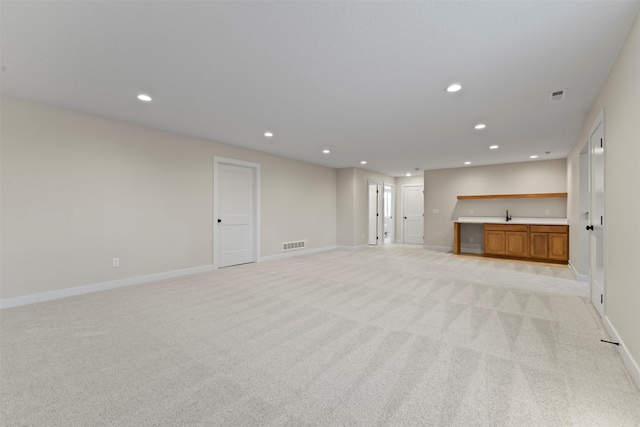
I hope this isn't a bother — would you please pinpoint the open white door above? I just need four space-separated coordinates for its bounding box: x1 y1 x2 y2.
368 184 378 245
588 111 605 317
214 158 260 269
403 185 424 244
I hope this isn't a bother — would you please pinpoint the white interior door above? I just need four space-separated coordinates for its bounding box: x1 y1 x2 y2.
403 185 424 244
589 112 605 317
368 184 378 245
218 163 255 267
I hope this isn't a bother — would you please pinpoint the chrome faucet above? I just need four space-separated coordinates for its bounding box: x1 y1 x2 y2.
506 210 512 222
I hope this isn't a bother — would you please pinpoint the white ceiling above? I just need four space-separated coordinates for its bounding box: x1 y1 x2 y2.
2 1 639 177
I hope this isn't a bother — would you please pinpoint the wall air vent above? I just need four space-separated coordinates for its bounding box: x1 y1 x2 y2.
282 240 306 251
549 89 567 101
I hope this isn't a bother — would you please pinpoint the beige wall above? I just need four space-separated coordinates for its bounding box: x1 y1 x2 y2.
336 167 395 247
336 168 356 247
423 159 567 249
567 12 640 373
1 97 337 299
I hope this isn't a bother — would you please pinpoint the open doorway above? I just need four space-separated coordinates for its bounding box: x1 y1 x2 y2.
368 183 379 245
576 143 589 282
384 184 395 244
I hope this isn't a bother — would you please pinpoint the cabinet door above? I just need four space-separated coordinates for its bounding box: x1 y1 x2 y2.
530 232 549 259
506 231 528 258
484 231 505 255
548 233 568 261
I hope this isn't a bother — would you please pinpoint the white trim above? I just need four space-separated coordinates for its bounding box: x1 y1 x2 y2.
0 265 213 309
368 179 383 246
337 245 369 251
424 245 452 252
568 260 589 282
213 157 261 270
603 316 640 390
259 245 337 262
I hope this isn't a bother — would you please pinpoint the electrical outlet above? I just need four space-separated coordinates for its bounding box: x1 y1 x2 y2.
469 209 474 214
545 209 550 215
112 258 120 268
433 209 439 214
469 237 474 243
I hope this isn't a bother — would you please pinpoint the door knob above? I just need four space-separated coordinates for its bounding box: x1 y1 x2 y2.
586 225 593 230
218 219 222 223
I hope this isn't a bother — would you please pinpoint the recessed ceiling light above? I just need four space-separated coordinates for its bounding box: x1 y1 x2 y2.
264 132 273 138
322 149 330 154
137 94 152 102
446 83 462 93
474 124 486 130
360 161 367 165
406 173 412 177
464 161 471 165
530 155 539 159
490 145 499 149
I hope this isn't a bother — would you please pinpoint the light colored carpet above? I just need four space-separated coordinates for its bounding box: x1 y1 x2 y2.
2 245 639 426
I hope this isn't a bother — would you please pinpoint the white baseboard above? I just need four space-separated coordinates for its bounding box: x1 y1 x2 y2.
0 265 213 310
336 245 369 251
259 245 337 262
568 260 589 282
423 245 452 252
395 239 403 244
603 315 640 390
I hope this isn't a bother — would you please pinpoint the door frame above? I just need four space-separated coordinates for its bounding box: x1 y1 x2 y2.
213 157 261 270
588 109 605 317
368 179 383 245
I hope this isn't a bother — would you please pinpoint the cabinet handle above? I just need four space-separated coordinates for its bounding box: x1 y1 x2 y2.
586 225 593 231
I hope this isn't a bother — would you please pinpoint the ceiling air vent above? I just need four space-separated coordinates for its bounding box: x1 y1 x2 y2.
549 89 567 102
